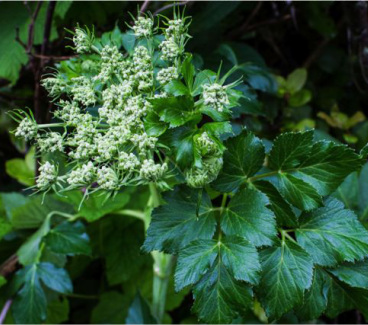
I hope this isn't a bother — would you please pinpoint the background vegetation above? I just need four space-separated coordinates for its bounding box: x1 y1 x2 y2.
0 1 368 324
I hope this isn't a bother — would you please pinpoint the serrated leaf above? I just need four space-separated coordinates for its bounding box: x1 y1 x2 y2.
258 240 314 319
293 141 363 196
192 257 253 324
181 55 195 91
143 186 216 254
269 130 314 170
296 198 368 266
253 180 298 227
144 111 168 137
277 173 323 211
295 268 328 320
221 187 277 247
175 236 260 291
201 121 233 139
44 221 91 256
328 259 368 289
149 96 198 128
212 132 265 192
126 292 157 324
192 69 216 96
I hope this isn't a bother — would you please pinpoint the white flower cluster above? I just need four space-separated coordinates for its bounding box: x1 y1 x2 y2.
73 27 93 54
38 132 63 153
37 162 58 190
157 67 178 85
14 14 205 196
203 83 230 112
132 16 153 38
15 117 38 141
67 162 96 186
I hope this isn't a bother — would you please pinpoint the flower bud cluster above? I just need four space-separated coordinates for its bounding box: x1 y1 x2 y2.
13 13 236 198
202 83 230 112
132 16 154 38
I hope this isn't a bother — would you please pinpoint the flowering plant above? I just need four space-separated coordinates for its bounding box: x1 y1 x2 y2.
9 8 368 325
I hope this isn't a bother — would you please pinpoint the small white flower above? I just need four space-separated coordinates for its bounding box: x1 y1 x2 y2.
38 132 63 153
67 162 96 186
71 76 96 107
73 27 93 54
139 159 167 181
157 67 178 85
42 76 66 97
95 45 123 83
37 162 58 190
54 100 83 126
132 16 153 38
160 38 181 61
97 166 119 190
15 117 37 141
195 132 219 156
185 157 223 188
165 19 185 38
118 152 140 171
131 133 157 152
202 83 229 112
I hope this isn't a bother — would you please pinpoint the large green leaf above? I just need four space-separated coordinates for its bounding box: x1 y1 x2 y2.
257 240 314 319
143 186 216 254
37 262 73 294
175 236 260 291
329 259 368 289
269 130 314 170
221 187 277 247
44 221 91 256
295 268 328 320
149 96 198 128
277 173 323 211
296 198 368 267
213 131 265 192
192 256 253 324
253 180 298 227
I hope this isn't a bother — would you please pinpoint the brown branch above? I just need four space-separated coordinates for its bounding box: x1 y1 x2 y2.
246 14 292 32
0 300 12 325
32 53 77 61
15 27 27 50
153 1 189 16
0 255 18 278
140 0 150 14
26 1 43 54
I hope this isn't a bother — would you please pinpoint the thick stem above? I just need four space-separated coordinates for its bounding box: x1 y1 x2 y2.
146 183 172 323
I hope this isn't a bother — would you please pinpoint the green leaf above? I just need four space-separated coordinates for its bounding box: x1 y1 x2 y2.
213 131 265 192
258 240 314 319
0 276 6 288
143 186 216 254
5 157 35 186
277 173 323 211
221 187 277 247
296 198 368 266
292 141 363 196
102 218 151 285
125 292 157 324
91 291 130 324
63 191 130 222
149 96 198 128
269 130 314 170
328 259 368 289
295 268 328 320
201 121 233 139
12 264 47 324
192 256 253 324
181 55 195 91
37 262 73 294
164 80 190 96
17 217 51 265
144 111 168 137
253 180 298 227
44 221 91 256
45 298 69 324
285 68 307 94
175 236 260 291
289 89 312 107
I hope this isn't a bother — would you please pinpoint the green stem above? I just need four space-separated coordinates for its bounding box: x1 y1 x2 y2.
146 183 172 323
37 122 65 129
248 170 279 182
115 209 145 221
64 293 99 300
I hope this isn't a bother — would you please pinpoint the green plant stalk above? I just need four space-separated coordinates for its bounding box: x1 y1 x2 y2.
146 182 174 322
